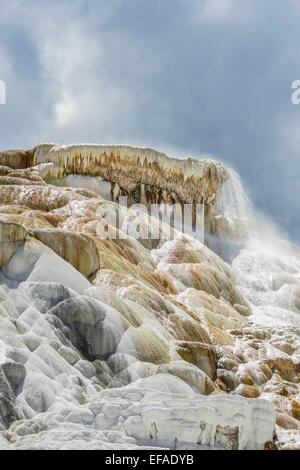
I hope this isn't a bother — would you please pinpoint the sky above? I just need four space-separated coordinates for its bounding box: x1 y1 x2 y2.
0 0 300 241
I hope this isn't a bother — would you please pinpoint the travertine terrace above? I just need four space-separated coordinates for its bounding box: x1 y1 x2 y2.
0 144 298 450
1 144 227 206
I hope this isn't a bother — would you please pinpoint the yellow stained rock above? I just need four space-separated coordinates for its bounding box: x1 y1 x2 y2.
0 185 88 212
172 341 218 380
0 219 27 268
276 412 300 430
118 326 170 365
239 373 254 386
206 325 235 346
291 400 300 421
157 360 217 395
168 313 212 344
235 384 261 399
29 228 100 278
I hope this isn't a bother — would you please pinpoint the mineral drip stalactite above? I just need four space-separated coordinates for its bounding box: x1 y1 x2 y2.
31 143 228 206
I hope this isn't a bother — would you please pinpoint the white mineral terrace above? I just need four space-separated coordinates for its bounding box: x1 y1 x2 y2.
0 143 299 450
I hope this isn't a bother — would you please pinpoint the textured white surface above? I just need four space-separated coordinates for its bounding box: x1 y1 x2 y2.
0 235 276 450
2 379 275 450
1 147 299 450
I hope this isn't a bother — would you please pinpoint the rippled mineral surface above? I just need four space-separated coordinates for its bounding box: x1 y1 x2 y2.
0 144 298 450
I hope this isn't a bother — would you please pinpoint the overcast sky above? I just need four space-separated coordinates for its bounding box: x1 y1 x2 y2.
0 0 300 241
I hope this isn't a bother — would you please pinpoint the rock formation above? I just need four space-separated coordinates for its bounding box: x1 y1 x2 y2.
0 143 298 450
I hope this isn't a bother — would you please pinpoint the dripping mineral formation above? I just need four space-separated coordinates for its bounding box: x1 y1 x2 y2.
0 144 298 450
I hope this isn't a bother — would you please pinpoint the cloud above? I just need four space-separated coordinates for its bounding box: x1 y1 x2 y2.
0 0 300 241
202 0 232 19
